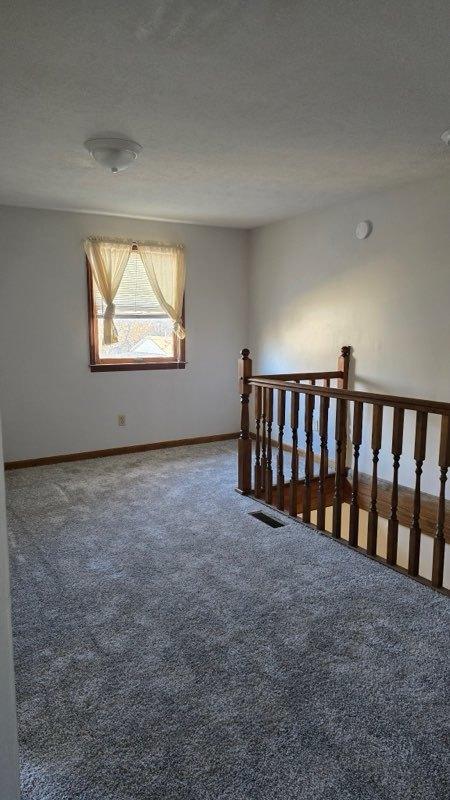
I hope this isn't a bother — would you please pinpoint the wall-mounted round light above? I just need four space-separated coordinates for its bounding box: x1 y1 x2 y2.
355 220 373 240
84 137 142 173
441 129 450 146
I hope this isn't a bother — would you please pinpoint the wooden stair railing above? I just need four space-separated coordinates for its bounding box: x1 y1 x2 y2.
237 347 450 594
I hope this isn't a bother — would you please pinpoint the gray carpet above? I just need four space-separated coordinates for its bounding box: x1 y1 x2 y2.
6 442 450 800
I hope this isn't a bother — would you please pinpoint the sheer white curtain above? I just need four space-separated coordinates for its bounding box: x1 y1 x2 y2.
138 244 186 339
84 239 132 345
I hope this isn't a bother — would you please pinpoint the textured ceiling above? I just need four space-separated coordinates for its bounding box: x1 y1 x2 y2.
1 0 449 228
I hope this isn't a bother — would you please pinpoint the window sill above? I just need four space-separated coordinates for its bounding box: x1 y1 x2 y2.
90 362 187 372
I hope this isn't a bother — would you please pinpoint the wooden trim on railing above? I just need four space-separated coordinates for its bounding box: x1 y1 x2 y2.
249 378 450 415
4 432 239 470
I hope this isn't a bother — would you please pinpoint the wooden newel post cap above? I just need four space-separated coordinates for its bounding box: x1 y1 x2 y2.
238 348 252 394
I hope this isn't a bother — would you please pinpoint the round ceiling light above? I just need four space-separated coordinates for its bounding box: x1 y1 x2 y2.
84 137 142 173
355 220 373 240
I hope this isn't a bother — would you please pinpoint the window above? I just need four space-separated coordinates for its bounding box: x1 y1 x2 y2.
86 245 186 371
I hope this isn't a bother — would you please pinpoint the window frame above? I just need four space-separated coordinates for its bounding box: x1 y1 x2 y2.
86 253 186 372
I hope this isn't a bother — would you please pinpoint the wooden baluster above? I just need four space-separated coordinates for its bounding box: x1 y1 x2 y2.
254 386 262 498
317 387 330 531
309 380 316 480
386 408 405 565
337 346 351 471
303 393 315 523
261 388 267 495
408 411 428 576
367 405 383 555
432 414 450 588
289 392 300 517
237 349 252 493
332 398 347 538
324 378 330 477
349 401 363 547
265 388 274 504
276 390 286 510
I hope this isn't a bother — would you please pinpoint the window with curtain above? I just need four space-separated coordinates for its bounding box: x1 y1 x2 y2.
85 241 186 371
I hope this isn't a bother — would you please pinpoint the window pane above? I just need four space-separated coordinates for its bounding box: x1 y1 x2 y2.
94 250 164 317
98 317 175 360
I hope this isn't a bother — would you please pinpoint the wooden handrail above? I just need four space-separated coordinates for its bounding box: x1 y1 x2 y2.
253 370 343 381
248 378 450 416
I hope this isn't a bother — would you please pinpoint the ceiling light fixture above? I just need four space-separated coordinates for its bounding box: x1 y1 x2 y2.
84 137 142 173
355 220 373 240
440 129 450 146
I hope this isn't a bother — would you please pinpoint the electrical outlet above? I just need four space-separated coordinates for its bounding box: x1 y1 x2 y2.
118 414 126 427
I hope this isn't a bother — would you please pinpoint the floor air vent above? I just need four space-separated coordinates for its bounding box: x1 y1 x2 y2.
249 511 285 528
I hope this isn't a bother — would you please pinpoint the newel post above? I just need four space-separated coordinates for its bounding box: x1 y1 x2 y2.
337 345 351 471
337 346 351 391
237 348 252 494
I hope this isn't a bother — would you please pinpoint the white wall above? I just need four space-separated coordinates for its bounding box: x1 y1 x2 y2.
249 174 450 494
0 416 20 800
0 207 248 462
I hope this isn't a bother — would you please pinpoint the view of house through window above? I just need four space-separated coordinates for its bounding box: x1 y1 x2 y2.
96 315 175 360
88 246 185 369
